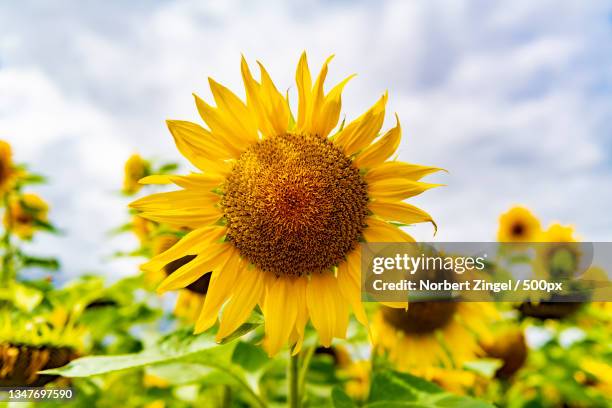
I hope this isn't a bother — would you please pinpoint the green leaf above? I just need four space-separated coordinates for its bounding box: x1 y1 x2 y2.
220 311 264 344
107 222 135 236
41 325 259 378
2 282 44 311
366 370 495 408
433 395 494 408
157 163 179 174
332 387 357 408
463 359 503 379
232 341 269 372
368 371 422 402
21 255 60 271
146 363 234 386
19 173 47 185
33 219 60 234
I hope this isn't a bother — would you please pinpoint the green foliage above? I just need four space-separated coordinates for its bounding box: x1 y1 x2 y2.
20 254 60 271
332 387 357 408
364 370 495 408
156 163 180 174
232 341 269 372
42 326 268 408
18 172 48 186
0 281 44 312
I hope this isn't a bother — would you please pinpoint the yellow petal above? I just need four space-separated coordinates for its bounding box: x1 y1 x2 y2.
365 162 445 184
216 266 265 341
139 175 172 185
137 208 222 229
193 94 250 156
353 114 401 169
208 77 259 143
337 249 368 328
295 52 312 129
310 74 355 137
290 276 308 355
334 93 387 156
167 173 225 190
256 61 291 137
309 55 334 124
368 179 442 202
169 121 232 174
381 302 409 309
141 226 226 272
139 174 224 191
362 217 415 243
369 200 437 234
241 56 277 138
157 242 231 292
130 189 221 228
130 190 218 212
194 247 243 333
167 120 234 160
262 277 299 356
306 273 349 347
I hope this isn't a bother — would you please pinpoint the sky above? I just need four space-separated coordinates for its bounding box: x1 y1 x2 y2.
1 0 611 281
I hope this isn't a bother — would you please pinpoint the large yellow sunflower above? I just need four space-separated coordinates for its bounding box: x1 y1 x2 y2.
130 53 441 356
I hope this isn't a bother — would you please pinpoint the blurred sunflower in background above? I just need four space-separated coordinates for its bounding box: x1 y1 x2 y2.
132 214 155 246
3 193 50 240
481 327 528 380
123 154 151 195
535 223 581 280
0 141 19 194
373 302 497 381
497 206 542 243
521 222 586 319
0 309 82 387
131 53 441 356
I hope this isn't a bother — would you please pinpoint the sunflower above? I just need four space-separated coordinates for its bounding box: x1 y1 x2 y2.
580 358 612 395
481 328 527 379
0 140 18 194
536 223 581 280
0 308 83 386
521 223 585 318
373 302 496 371
132 215 155 246
314 346 369 400
130 53 441 356
123 154 150 195
343 360 370 401
497 206 542 242
3 193 49 240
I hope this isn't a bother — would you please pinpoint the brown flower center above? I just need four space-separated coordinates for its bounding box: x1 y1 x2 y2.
382 302 458 334
222 133 368 276
511 222 525 237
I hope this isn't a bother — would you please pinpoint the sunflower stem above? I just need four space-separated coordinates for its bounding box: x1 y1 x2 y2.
288 351 300 408
1 192 15 287
297 345 315 398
